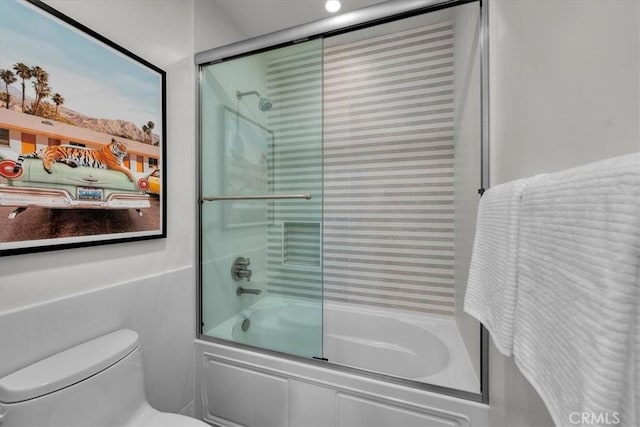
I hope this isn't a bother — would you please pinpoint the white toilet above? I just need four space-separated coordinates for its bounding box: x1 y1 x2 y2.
0 329 208 426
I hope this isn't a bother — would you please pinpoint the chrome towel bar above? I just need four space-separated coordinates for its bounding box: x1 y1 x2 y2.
201 193 311 202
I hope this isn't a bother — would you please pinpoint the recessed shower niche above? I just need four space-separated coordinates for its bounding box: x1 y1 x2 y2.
282 221 321 268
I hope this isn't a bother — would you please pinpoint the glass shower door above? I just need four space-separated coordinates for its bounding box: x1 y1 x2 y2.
199 39 323 359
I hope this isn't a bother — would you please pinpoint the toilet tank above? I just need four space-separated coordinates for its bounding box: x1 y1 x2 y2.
0 329 148 427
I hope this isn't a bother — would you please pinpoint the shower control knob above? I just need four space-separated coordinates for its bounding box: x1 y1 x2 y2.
235 257 250 266
231 257 252 281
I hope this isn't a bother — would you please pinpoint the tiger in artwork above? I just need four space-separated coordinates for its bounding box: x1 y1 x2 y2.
12 138 135 182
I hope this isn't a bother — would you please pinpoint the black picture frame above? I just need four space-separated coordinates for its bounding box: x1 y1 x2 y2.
0 0 167 256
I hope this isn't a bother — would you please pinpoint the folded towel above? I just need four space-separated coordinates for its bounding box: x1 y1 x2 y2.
513 152 640 427
463 177 534 356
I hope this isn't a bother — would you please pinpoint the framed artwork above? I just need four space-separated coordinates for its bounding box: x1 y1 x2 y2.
0 0 166 256
223 107 272 228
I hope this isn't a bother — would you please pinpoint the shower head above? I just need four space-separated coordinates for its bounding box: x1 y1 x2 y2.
236 90 273 111
258 97 273 111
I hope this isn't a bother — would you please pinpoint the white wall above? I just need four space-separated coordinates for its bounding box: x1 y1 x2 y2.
195 0 246 53
0 267 199 415
0 0 200 406
0 0 249 312
0 0 196 313
490 0 639 185
0 0 244 417
488 0 639 425
2 0 638 423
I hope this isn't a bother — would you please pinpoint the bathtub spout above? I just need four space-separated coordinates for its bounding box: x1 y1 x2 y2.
236 286 262 296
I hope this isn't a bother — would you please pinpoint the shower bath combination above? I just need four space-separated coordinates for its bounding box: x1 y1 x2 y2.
236 89 273 111
197 0 489 425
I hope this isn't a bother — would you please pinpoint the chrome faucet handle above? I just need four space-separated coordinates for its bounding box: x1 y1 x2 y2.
234 257 250 266
231 256 253 281
237 270 252 281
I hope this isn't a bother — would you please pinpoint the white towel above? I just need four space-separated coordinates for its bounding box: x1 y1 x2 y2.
463 177 534 356
513 152 640 427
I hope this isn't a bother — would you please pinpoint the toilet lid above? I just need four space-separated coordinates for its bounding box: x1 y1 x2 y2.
0 329 139 403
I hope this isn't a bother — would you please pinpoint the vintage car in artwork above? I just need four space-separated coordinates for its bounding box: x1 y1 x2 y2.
147 169 161 196
0 149 152 219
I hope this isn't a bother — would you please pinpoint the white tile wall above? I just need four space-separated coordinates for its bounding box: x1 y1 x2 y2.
322 20 457 316
31 282 135 363
265 41 324 300
0 308 31 377
264 20 458 317
0 266 196 415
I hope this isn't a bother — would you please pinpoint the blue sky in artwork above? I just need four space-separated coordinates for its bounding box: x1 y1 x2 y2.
0 0 162 136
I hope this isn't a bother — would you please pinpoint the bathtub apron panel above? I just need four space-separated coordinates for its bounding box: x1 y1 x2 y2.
196 340 489 427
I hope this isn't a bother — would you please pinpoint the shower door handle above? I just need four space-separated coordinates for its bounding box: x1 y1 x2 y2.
200 194 312 202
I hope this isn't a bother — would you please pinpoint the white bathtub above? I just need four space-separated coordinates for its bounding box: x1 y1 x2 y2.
198 296 487 427
207 295 479 393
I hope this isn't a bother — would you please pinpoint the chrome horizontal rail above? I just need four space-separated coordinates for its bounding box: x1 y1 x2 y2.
194 0 461 65
201 194 311 202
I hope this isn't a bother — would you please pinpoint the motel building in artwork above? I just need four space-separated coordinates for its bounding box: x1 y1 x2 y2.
0 108 160 174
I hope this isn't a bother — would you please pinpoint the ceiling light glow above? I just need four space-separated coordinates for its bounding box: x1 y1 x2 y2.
325 0 341 13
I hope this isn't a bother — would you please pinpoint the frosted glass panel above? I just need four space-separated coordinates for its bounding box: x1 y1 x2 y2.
200 39 323 359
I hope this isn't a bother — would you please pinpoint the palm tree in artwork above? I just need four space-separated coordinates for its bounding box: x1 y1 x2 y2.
51 93 65 116
0 69 17 109
13 63 32 112
31 66 50 116
142 121 155 144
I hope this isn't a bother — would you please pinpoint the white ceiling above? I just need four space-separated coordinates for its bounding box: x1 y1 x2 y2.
213 0 388 39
